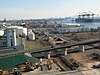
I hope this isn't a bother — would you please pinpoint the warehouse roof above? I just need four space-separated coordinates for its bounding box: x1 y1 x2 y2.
0 54 39 70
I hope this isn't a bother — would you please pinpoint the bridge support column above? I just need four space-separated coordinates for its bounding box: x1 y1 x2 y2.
45 51 51 59
64 48 68 55
79 45 85 52
48 52 51 59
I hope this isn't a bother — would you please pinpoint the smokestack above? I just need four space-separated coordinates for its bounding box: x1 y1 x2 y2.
6 29 11 47
12 29 16 47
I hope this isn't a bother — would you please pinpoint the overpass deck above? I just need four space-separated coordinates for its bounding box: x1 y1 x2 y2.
0 39 100 58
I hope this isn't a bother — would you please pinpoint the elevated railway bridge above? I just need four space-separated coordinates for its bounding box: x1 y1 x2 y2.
0 39 100 58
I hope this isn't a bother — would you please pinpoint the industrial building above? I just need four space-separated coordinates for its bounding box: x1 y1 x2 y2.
0 54 39 75
0 28 25 48
7 26 28 36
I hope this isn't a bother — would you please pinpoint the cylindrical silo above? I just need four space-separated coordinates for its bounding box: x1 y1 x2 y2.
12 28 17 47
6 29 11 47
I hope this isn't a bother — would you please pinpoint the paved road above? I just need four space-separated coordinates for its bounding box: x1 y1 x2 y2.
23 69 100 75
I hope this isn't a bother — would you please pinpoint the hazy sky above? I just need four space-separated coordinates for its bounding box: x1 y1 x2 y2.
0 0 100 19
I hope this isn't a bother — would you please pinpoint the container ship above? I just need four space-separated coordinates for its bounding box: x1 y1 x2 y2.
75 12 95 23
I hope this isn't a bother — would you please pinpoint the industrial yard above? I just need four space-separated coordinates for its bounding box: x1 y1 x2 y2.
22 30 100 75
0 0 100 74
0 20 100 75
25 31 100 50
22 49 100 75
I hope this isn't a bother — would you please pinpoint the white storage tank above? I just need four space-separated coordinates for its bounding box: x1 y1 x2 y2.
28 29 35 40
7 26 27 36
0 30 4 36
16 27 27 36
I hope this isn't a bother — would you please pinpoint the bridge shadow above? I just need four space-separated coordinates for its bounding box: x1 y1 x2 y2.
85 46 99 51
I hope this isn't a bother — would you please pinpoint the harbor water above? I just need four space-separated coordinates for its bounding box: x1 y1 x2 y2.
79 22 100 29
64 21 100 28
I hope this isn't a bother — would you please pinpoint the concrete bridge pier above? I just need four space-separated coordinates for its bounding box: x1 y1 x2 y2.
48 51 51 59
79 45 85 52
45 51 51 59
64 48 68 55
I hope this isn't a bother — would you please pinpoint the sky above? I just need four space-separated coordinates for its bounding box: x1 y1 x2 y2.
0 0 100 20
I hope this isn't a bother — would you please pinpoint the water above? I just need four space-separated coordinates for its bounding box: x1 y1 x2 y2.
62 19 100 28
79 22 100 29
63 21 100 28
